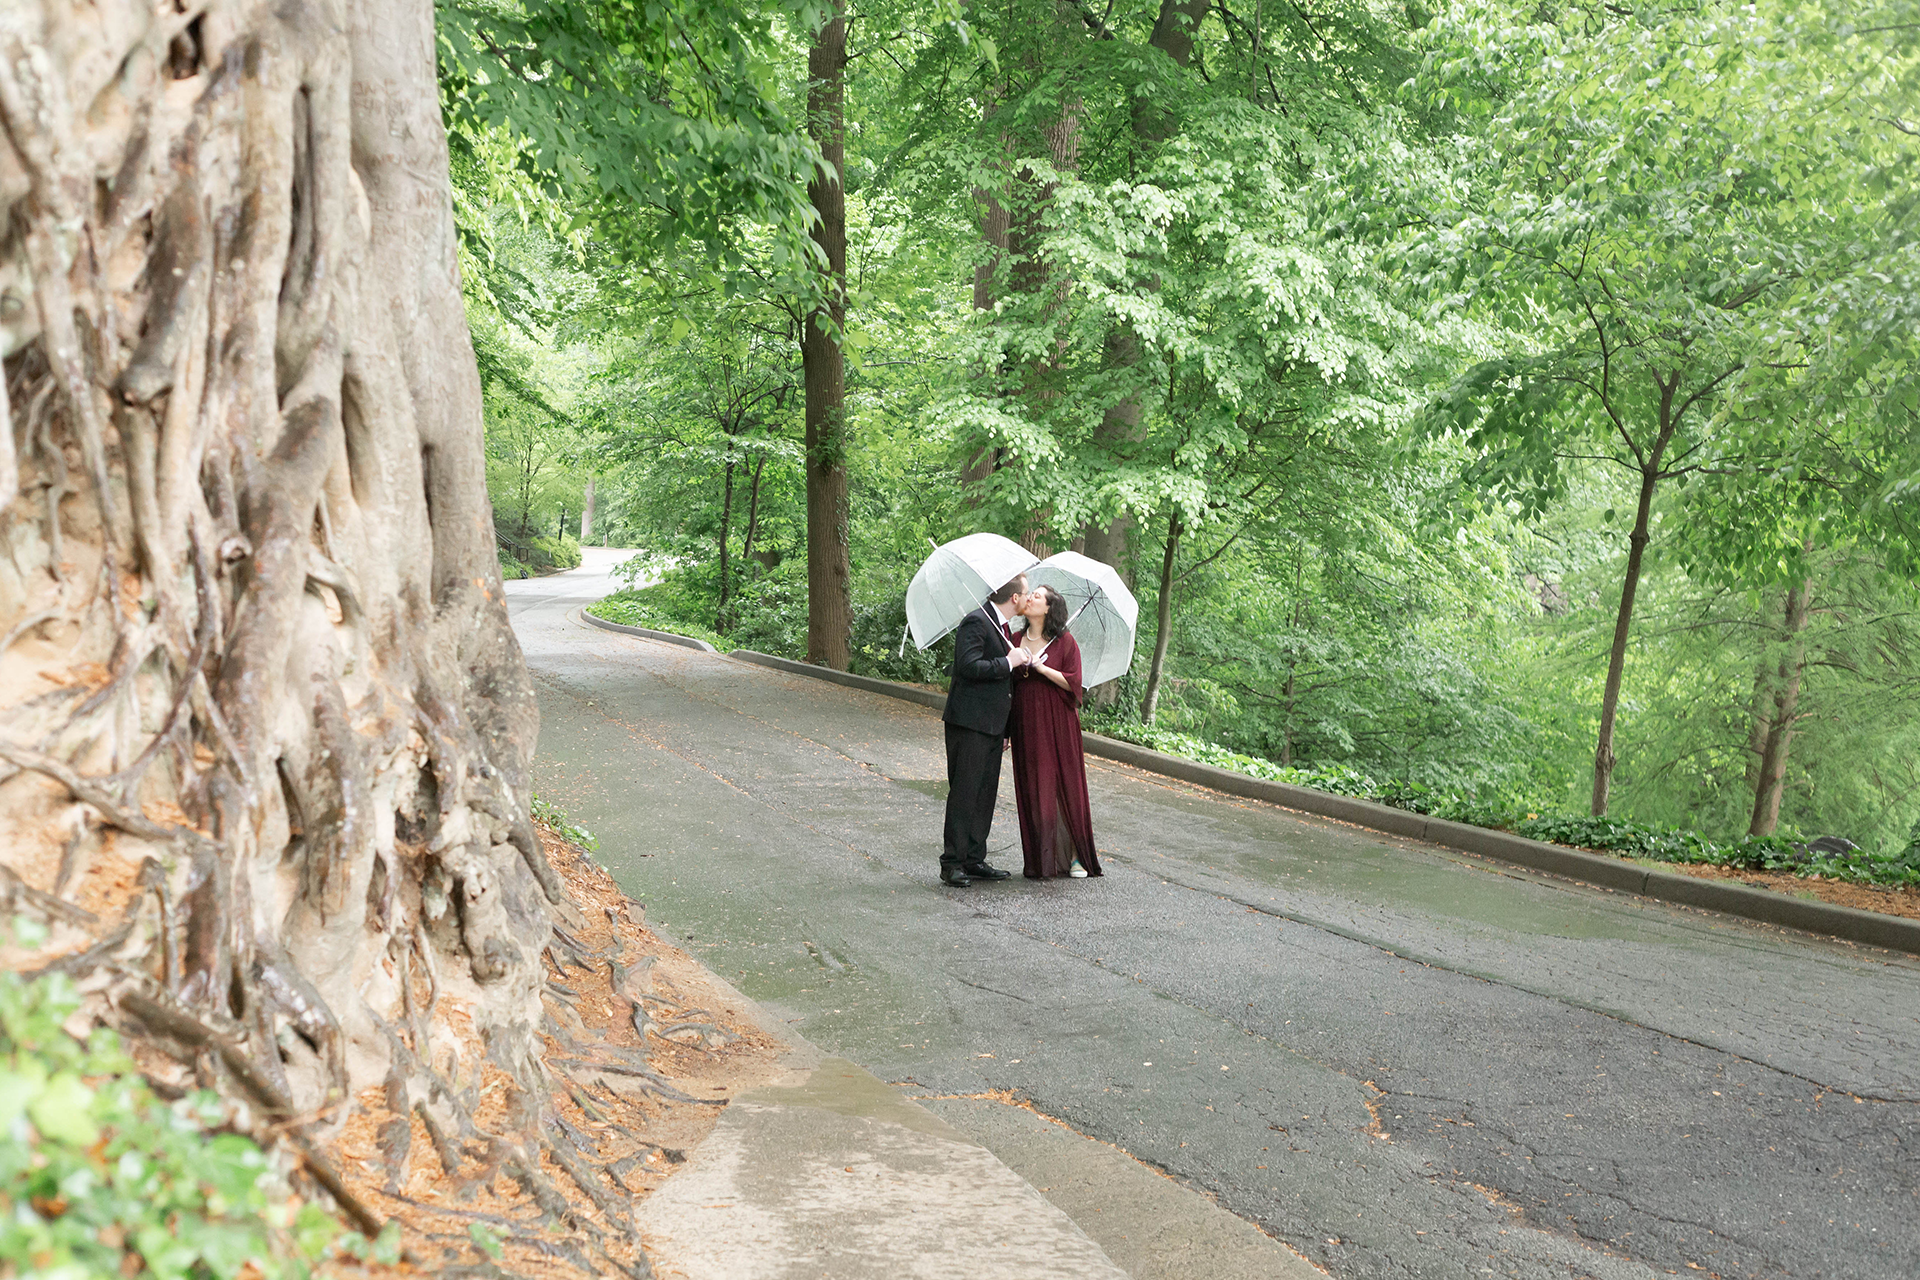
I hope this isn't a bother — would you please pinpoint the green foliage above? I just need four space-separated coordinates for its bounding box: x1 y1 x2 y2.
496 530 581 576
1513 816 1920 887
1094 725 1920 886
462 0 1920 875
536 533 583 569
588 585 730 650
530 795 599 852
438 0 830 280
0 962 356 1280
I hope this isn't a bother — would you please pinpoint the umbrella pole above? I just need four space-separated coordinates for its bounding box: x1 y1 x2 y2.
898 622 910 659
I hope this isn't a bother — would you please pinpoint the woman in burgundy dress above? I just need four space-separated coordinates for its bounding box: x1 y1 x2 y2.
1009 586 1102 879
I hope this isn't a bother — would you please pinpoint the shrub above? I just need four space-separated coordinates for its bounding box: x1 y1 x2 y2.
1087 722 1920 889
0 953 386 1280
587 588 727 649
532 533 581 570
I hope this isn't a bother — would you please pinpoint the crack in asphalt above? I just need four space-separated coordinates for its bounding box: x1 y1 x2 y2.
526 607 1920 1280
1128 876 1920 1106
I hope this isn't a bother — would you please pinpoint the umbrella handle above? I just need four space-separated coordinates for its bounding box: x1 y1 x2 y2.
898 622 910 659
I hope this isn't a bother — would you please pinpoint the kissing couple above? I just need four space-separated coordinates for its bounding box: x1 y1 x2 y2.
939 572 1103 886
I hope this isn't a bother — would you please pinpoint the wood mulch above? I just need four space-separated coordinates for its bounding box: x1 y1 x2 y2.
323 825 792 1279
1634 859 1920 924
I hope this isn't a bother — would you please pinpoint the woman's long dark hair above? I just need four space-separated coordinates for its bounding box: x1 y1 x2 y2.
1037 586 1069 641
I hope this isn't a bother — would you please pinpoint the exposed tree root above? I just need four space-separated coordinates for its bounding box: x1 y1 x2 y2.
2 7 797 1275
0 0 657 1273
314 830 787 1278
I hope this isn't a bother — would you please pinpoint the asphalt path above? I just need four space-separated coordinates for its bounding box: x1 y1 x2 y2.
510 553 1920 1280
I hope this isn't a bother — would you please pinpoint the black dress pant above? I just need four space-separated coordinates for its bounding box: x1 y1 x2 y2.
943 722 1002 869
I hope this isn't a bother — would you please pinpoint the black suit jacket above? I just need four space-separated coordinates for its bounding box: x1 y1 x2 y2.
943 607 1016 736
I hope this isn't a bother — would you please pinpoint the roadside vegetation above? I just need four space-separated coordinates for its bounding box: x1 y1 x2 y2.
456 2 1920 886
0 958 393 1280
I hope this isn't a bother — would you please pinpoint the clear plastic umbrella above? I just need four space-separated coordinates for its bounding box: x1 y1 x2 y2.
1026 550 1140 688
905 533 1040 650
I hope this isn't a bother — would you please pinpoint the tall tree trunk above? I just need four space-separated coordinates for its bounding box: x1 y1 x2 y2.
1080 0 1209 576
1140 509 1183 724
579 471 595 543
518 444 535 538
1006 93 1080 553
803 1 851 669
741 452 767 574
1748 579 1814 837
1 0 557 1220
1742 658 1773 796
1281 548 1305 766
1590 400 1678 815
962 87 1011 495
716 449 736 630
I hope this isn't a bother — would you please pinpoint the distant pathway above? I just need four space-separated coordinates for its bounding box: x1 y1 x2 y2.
510 554 1920 1280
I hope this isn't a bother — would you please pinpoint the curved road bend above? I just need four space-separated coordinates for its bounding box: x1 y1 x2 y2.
509 553 1919 1280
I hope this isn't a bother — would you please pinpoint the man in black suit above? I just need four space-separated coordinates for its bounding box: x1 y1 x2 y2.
939 574 1032 886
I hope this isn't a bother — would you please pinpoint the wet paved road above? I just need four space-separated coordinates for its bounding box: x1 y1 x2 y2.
510 554 1920 1280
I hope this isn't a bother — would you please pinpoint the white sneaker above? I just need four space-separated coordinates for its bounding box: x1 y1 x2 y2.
1068 861 1088 878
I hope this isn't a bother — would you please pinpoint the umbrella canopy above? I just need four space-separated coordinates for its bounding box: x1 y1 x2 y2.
906 533 1040 649
1027 550 1140 688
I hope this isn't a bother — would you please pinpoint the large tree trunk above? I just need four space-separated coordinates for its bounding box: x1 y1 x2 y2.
1007 89 1080 557
1077 0 1210 579
1748 578 1814 837
579 471 596 542
1139 509 1182 724
803 0 851 669
1 0 562 1227
963 87 1011 495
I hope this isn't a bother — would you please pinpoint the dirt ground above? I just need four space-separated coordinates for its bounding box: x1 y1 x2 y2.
323 826 794 1279
1631 858 1920 924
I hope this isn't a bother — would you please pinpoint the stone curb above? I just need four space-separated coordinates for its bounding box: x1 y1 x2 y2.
577 608 716 652
729 649 948 709
718 651 1920 959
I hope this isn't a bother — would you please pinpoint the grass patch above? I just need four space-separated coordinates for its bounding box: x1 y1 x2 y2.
587 589 726 650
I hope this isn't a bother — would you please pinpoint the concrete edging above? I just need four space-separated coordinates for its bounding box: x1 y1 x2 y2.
578 608 716 652
718 652 1920 958
728 649 948 710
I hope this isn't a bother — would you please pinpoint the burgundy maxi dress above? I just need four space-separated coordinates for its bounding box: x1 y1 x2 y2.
1009 630 1102 879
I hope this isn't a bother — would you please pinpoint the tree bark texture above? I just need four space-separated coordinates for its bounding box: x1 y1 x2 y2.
963 91 1009 493
716 449 735 630
1076 0 1208 576
1007 88 1080 558
803 0 851 669
0 0 554 1174
1748 578 1813 837
1589 405 1677 816
1139 509 1182 724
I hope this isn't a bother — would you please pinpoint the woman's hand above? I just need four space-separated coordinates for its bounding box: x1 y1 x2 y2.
1031 658 1070 691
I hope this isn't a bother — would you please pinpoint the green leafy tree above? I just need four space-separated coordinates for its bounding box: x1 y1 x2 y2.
1419 0 1920 814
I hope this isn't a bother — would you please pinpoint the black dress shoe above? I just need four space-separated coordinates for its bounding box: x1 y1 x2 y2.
962 863 1011 880
940 867 972 887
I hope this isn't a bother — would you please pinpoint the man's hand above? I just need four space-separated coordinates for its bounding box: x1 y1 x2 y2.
1007 647 1030 669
